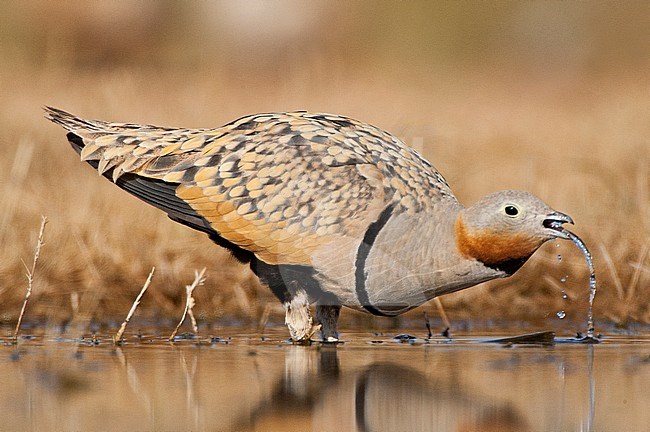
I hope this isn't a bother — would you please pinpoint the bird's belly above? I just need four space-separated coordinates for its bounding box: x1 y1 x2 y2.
360 239 503 315
311 248 451 314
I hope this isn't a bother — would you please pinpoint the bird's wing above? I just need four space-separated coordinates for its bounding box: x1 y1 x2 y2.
46 108 455 265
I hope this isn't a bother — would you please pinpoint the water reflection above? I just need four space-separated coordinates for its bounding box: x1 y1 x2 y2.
234 346 529 432
1 333 649 431
353 363 528 432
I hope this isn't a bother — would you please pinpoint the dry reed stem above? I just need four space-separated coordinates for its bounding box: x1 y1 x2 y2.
543 275 568 295
66 228 107 338
13 216 47 343
169 268 206 341
598 243 625 299
627 240 650 302
113 267 155 344
257 303 273 334
630 262 650 275
433 297 451 331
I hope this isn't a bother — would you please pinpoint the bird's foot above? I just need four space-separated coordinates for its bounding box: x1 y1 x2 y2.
316 304 341 343
284 290 318 343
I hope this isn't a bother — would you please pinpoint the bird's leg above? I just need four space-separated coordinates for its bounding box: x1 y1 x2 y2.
284 289 317 343
316 304 341 343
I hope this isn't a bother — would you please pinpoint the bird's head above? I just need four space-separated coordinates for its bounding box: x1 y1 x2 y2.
455 190 573 274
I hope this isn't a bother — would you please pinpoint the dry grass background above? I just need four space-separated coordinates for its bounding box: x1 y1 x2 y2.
0 1 648 332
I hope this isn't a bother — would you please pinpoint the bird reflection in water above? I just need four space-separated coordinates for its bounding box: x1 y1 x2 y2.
235 346 529 432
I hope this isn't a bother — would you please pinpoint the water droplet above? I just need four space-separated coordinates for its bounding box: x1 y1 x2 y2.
557 254 562 262
555 243 560 248
561 290 568 300
560 276 567 283
556 311 566 319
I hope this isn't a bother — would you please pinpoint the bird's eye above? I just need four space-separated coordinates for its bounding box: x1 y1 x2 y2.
504 205 519 217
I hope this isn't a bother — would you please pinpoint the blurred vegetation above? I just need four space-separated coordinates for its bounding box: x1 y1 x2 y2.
0 1 648 332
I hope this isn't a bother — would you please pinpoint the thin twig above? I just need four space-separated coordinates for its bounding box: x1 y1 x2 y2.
169 268 206 341
113 267 155 344
13 216 47 343
433 297 451 334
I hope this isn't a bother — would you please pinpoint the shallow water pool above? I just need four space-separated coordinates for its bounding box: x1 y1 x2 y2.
1 328 649 431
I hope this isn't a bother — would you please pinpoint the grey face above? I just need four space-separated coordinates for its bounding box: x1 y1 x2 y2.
464 190 573 240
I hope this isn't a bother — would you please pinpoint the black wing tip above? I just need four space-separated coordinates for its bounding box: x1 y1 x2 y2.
66 132 85 155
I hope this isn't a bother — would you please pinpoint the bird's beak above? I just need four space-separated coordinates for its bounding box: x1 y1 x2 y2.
543 211 574 239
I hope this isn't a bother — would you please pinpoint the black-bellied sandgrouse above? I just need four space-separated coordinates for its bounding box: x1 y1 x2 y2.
45 107 574 342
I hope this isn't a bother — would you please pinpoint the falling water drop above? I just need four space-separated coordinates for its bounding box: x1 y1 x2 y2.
560 275 567 283
561 290 568 300
556 311 566 319
557 254 562 262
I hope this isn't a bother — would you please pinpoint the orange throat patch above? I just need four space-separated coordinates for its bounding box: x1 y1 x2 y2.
454 215 542 267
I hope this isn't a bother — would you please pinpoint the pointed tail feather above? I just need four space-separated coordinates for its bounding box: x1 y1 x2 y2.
43 106 104 132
